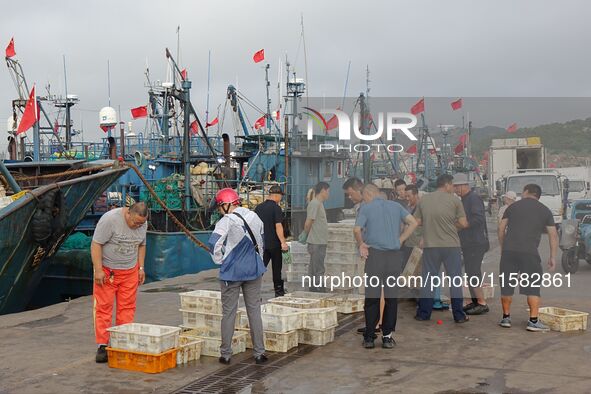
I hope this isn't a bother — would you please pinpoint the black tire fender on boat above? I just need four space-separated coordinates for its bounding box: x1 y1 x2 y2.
31 189 67 246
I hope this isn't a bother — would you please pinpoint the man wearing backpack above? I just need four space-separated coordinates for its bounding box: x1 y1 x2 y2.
208 188 268 365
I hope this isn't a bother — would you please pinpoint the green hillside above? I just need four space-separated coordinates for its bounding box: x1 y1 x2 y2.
440 118 591 158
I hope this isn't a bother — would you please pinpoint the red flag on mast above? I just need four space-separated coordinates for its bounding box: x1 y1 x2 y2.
451 98 463 111
454 142 464 155
190 120 199 135
181 68 188 80
5 37 16 58
410 98 424 115
406 144 417 154
206 117 218 128
506 123 517 133
253 49 265 63
16 85 37 135
130 105 148 119
254 115 266 130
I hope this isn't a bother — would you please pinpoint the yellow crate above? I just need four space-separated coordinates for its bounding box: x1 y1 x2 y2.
539 307 588 332
106 347 177 374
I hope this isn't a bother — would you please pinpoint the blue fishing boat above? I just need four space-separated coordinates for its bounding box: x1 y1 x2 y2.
0 160 127 314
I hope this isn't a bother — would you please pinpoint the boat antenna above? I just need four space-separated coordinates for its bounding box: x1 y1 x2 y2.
300 14 309 107
206 49 211 125
176 25 181 72
107 59 111 107
265 63 271 134
341 61 351 110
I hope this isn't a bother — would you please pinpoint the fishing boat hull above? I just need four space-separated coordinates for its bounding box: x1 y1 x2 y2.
0 166 127 315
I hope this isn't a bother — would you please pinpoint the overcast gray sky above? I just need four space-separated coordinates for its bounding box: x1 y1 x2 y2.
1 0 591 147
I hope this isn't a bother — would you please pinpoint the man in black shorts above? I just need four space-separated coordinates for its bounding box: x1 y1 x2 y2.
498 183 558 331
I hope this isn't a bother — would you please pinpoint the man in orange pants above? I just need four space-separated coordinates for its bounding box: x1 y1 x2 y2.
91 202 148 363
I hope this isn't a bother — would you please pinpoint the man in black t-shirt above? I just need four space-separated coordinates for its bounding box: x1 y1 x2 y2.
498 183 558 332
255 185 289 296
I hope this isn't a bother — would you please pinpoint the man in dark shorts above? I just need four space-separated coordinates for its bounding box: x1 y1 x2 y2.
498 183 558 331
255 185 289 297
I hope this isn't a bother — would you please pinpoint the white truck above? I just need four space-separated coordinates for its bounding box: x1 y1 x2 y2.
499 170 567 225
488 137 546 199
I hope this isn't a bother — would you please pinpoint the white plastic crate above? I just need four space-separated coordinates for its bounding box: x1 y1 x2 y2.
107 323 180 354
179 290 222 314
180 309 224 330
324 252 361 265
327 240 357 253
181 328 247 357
302 307 338 330
332 295 364 314
325 263 359 276
268 296 322 309
297 326 336 346
539 307 588 332
284 291 338 308
239 304 305 333
176 336 203 364
237 328 299 352
288 261 309 273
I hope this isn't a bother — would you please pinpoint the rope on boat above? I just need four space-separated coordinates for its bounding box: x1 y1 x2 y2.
11 163 115 181
125 162 211 252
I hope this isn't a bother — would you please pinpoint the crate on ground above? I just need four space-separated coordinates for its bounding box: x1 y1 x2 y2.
237 328 299 352
107 323 180 354
332 294 364 314
239 303 305 332
288 261 309 273
327 240 357 253
176 336 203 364
539 307 588 332
284 291 337 308
301 307 338 330
332 286 359 295
462 283 495 300
179 289 222 314
401 247 422 279
181 328 247 357
289 241 309 252
106 347 177 373
297 326 336 346
325 263 359 277
180 309 224 330
268 296 322 309
290 252 310 264
324 252 361 265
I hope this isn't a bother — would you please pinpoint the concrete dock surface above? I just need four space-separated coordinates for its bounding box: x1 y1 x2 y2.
1 231 590 394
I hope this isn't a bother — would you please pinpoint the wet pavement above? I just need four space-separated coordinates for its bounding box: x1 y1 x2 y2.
0 219 590 393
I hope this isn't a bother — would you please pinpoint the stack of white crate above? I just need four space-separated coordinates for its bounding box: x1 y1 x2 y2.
285 223 362 294
236 303 303 352
178 290 247 357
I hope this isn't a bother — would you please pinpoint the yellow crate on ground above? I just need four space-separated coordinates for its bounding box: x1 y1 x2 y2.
268 296 322 309
297 325 336 346
181 328 247 357
176 336 203 364
106 347 177 373
237 328 299 353
539 307 588 332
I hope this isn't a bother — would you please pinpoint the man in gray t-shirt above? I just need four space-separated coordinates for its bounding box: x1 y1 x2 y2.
91 202 148 363
302 182 330 292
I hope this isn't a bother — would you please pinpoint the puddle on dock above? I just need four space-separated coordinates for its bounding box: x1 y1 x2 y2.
142 286 192 293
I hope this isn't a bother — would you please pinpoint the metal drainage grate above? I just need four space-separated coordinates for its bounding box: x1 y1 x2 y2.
172 313 364 394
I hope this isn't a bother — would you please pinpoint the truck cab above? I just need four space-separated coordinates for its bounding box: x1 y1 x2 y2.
499 170 566 225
